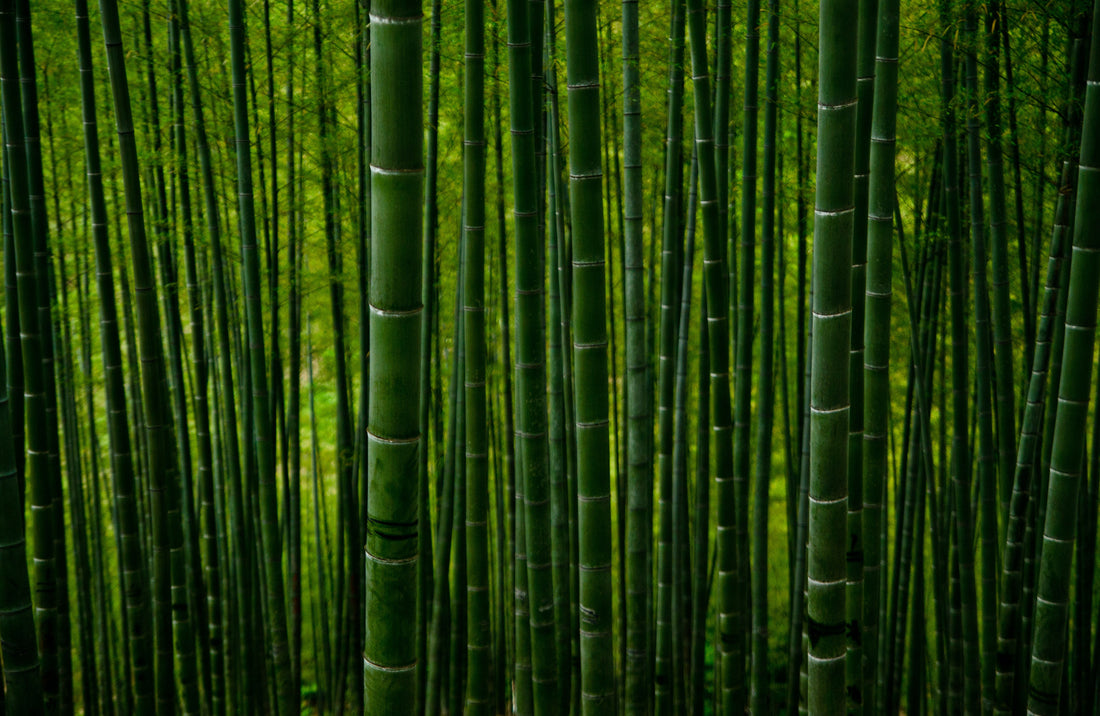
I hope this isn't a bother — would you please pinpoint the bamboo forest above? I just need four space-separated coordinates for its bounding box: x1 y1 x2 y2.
1 0 1099 712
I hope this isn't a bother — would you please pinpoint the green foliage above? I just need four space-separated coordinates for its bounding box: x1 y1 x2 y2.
0 0 1097 714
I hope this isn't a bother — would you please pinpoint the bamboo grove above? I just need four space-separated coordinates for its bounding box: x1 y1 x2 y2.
0 0 1097 713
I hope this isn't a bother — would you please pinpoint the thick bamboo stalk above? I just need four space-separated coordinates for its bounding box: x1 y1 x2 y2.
807 0 857 710
364 0 424 704
563 0 614 708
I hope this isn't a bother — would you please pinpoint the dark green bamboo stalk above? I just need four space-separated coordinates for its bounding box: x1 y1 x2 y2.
489 348 509 716
807 0 857 711
751 0 778 707
307 5 358 706
419 0 439 708
861 0 899 706
0 5 58 709
305 314 333 712
983 0 1016 522
1026 5 1100 712
786 300 812 715
71 1 156 712
463 0 491 705
794 0 808 475
644 164 660 711
846 0 877 701
995 99 1082 716
2 175 23 502
1073 395 1097 714
514 432 534 716
175 2 248 702
994 2 1032 375
55 234 100 716
358 1 376 703
689 294 709 716
1032 83 1082 669
0 284 41 716
75 234 119 716
364 0 423 702
734 0 760 699
961 8 998 711
426 261 463 714
1000 42 1091 706
284 4 302 701
96 0 184 709
506 0 557 707
449 366 469 716
682 0 736 707
562 0 613 708
13 5 70 704
543 27 571 710
655 1 686 709
168 6 225 710
263 6 286 597
551 72 581 716
594 30 628 708
546 113 571 708
621 0 648 702
138 7 203 710
908 484 929 716
1080 364 1100 715
713 0 732 280
884 229 943 715
227 3 294 711
489 2 518 698
938 2 979 711
667 151 697 714
657 145 692 711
